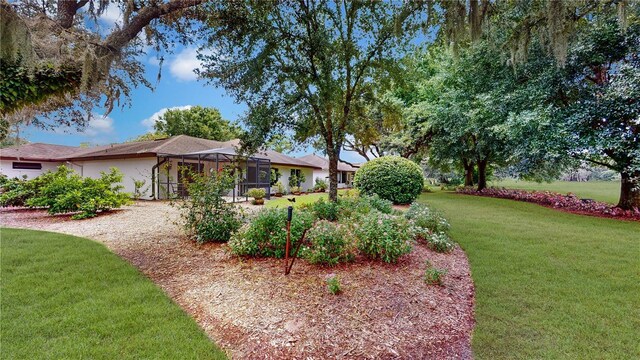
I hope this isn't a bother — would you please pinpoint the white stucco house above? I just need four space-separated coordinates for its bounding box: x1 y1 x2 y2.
0 135 321 200
297 154 360 188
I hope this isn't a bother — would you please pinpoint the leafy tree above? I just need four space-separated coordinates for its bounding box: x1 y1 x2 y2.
154 106 243 141
1 0 208 125
264 133 294 154
199 1 426 201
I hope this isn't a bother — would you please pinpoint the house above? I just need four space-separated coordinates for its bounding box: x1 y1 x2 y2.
297 154 360 188
0 135 321 200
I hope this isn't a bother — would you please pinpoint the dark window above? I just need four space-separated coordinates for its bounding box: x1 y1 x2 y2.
12 162 42 170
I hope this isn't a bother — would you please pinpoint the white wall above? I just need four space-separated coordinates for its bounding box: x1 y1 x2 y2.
0 160 64 179
77 157 157 200
271 165 314 193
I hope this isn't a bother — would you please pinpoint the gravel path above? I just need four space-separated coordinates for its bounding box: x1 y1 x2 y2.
1 202 475 359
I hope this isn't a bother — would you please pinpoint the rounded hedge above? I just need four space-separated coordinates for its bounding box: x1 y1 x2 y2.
353 156 424 204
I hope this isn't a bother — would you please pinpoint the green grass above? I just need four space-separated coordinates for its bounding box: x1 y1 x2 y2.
0 228 227 360
266 192 331 208
490 179 620 204
419 191 640 359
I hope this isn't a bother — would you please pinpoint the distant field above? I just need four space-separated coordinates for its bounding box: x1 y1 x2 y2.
489 179 620 204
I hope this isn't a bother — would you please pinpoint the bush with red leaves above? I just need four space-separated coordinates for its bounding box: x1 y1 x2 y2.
456 187 640 221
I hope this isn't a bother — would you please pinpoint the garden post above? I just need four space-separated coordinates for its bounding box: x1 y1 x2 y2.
285 206 293 275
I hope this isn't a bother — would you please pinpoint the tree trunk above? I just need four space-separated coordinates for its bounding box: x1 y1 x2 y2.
618 171 640 210
477 159 488 191
462 158 474 187
327 149 339 202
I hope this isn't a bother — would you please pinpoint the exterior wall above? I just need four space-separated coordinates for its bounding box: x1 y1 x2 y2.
0 159 64 179
271 165 314 193
77 158 157 200
310 169 354 189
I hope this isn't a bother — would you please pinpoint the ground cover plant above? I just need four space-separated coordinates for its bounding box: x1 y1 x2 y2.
490 179 620 204
1 228 226 359
421 189 640 359
457 186 640 220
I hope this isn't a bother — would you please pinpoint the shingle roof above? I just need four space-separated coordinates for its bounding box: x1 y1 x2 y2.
297 154 359 172
0 143 81 161
1 135 321 169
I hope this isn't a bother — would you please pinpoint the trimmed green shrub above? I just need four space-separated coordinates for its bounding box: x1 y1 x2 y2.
353 211 414 263
303 220 355 265
26 166 131 219
246 187 266 199
179 170 243 243
353 156 424 204
228 207 314 258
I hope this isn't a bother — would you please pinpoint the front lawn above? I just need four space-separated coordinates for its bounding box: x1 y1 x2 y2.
266 192 333 208
0 228 226 359
420 191 640 359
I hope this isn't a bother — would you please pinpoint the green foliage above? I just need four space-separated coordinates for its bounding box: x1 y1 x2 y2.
290 186 301 193
405 202 451 234
0 175 40 207
274 181 285 194
354 156 424 204
179 170 242 244
0 58 81 115
314 178 328 191
228 207 314 258
246 188 266 200
303 221 355 266
25 166 131 219
364 194 394 214
326 275 341 295
353 211 414 263
424 261 447 286
311 198 339 221
154 106 243 141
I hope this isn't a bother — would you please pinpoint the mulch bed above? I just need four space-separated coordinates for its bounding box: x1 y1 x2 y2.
1 203 476 359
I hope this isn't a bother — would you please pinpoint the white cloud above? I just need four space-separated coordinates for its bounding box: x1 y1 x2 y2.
99 4 122 28
168 47 210 81
83 114 115 136
141 106 193 131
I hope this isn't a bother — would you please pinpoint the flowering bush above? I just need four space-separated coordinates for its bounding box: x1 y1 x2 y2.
228 207 314 258
457 187 640 220
425 232 455 253
364 194 394 214
353 211 414 263
311 197 340 221
303 220 355 265
405 203 450 234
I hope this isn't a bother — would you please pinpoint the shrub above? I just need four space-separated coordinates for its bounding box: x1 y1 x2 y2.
303 221 355 265
336 195 372 219
132 178 149 200
246 187 266 199
311 197 339 221
425 232 455 253
26 166 131 219
353 211 414 263
290 186 301 193
179 170 243 243
274 181 286 194
353 156 424 204
405 203 451 234
364 194 393 214
423 183 434 193
314 178 328 191
424 261 447 286
0 176 39 207
326 275 341 295
228 207 314 258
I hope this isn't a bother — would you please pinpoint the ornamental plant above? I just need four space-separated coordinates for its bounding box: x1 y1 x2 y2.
179 169 243 243
228 207 314 258
246 187 266 200
353 211 414 263
303 220 355 265
311 197 339 221
353 156 424 204
314 178 328 191
424 260 447 286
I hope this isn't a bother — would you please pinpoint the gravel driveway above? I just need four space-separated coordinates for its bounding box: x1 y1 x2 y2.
1 201 475 359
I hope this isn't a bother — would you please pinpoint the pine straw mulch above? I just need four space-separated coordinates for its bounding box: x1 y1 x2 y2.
1 202 475 359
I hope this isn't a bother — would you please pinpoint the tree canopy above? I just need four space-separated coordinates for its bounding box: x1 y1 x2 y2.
153 106 243 141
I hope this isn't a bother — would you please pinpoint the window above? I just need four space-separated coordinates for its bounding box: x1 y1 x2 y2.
12 162 42 170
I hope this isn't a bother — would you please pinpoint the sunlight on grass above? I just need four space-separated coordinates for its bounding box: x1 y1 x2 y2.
0 228 227 359
420 191 640 359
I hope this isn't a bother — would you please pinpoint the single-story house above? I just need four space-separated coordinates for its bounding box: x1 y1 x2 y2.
297 154 360 188
0 135 321 200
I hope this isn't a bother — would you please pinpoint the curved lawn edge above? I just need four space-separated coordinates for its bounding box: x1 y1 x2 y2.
0 228 227 360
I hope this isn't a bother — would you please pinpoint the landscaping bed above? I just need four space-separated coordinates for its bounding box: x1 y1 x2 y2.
0 201 475 359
